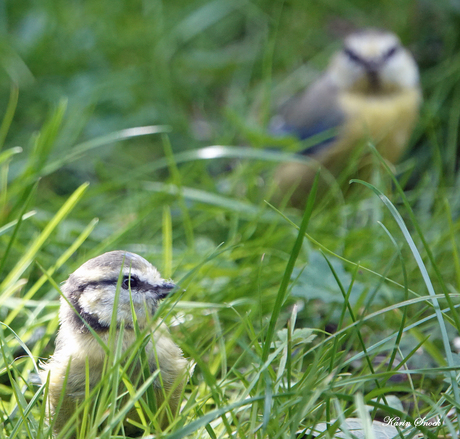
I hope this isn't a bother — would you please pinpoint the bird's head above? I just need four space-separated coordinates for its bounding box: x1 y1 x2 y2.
328 29 419 94
60 251 176 333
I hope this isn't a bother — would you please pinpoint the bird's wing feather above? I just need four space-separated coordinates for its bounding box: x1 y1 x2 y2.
271 74 345 154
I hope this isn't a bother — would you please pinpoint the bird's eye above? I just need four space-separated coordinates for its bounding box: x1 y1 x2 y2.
122 275 139 290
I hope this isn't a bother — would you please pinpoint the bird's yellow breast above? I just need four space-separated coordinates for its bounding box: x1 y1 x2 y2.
336 87 421 163
272 87 421 207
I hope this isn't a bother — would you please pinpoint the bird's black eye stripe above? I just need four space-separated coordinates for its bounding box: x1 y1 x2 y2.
344 45 400 66
78 276 142 291
343 48 363 64
383 45 399 61
77 276 169 294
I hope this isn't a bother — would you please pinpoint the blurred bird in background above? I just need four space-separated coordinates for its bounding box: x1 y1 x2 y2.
271 29 421 207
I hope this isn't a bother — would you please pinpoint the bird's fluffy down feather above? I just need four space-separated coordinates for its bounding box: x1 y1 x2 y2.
40 251 188 436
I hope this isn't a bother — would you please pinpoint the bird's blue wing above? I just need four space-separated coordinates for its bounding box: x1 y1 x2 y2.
270 74 344 155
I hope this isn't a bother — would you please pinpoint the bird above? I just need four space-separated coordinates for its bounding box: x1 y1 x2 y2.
271 29 421 207
39 250 188 436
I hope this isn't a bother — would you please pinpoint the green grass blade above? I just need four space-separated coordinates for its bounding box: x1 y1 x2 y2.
0 85 18 151
262 172 318 362
0 183 89 306
351 179 460 408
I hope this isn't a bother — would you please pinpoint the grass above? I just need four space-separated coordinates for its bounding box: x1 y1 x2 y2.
1 1 460 438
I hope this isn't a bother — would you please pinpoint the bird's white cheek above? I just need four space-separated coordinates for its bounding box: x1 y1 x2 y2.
78 287 115 324
79 288 159 327
116 300 137 322
384 54 419 89
118 292 158 325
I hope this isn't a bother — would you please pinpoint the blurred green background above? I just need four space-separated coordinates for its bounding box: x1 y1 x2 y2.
2 0 458 182
1 0 459 267
2 0 456 147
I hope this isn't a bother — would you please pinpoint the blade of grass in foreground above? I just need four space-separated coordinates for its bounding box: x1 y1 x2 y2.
258 174 318 431
0 181 38 279
165 396 264 439
0 210 36 237
0 146 22 166
4 217 99 327
367 144 460 332
262 173 318 362
162 205 173 279
0 182 89 301
0 85 19 152
162 134 195 250
351 178 460 414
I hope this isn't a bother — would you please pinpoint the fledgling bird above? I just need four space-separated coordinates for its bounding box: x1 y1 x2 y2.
271 29 421 207
40 250 188 436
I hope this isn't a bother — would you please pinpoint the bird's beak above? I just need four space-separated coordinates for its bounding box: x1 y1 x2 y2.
365 61 381 90
155 280 176 299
